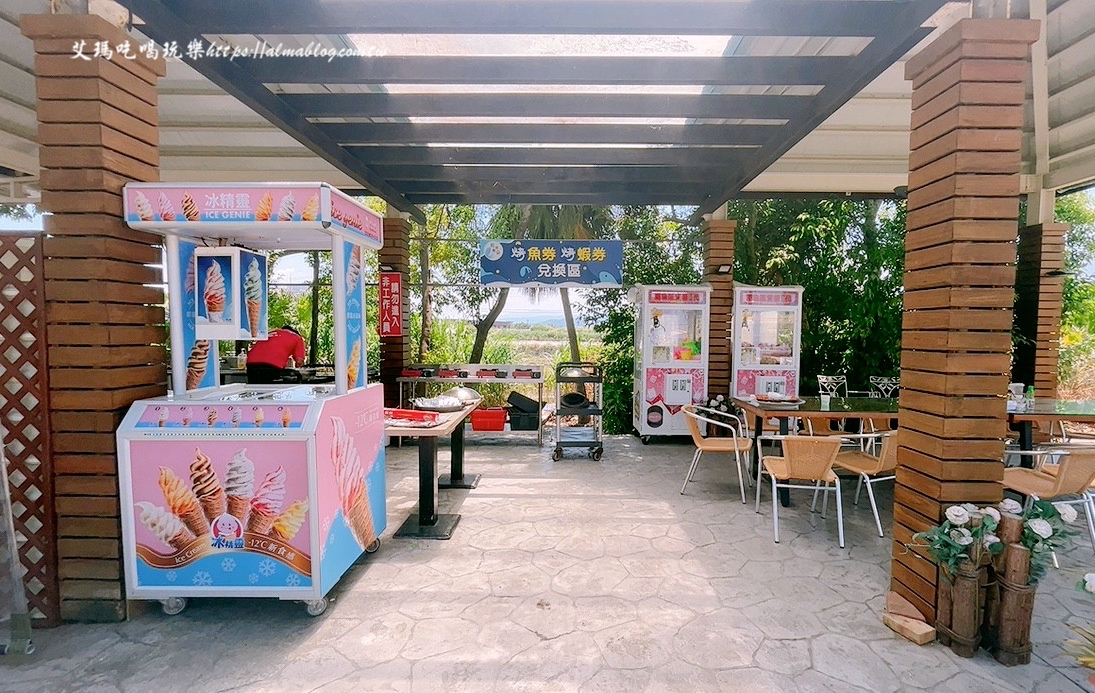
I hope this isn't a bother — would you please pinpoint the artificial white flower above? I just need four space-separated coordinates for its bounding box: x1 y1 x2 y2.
983 534 1001 548
945 505 970 526
982 506 1001 523
961 502 980 513
999 498 1023 514
1026 518 1053 540
1054 502 1078 524
1084 573 1095 594
716 394 725 402
949 528 974 546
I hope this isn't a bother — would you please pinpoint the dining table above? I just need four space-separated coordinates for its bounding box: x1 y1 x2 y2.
387 401 480 540
1008 399 1095 459
732 396 899 506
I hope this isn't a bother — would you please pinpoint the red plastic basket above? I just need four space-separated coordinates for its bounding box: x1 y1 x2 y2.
470 407 507 431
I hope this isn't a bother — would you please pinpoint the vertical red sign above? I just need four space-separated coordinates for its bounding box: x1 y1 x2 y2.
378 271 403 337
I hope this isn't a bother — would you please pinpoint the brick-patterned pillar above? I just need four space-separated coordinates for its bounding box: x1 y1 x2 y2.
702 219 736 399
1013 223 1066 398
23 14 166 622
891 18 1038 621
380 213 411 407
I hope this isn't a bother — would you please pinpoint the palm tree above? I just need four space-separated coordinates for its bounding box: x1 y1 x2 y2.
471 205 613 363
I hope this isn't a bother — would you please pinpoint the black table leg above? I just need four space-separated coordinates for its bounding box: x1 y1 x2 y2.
1019 422 1035 467
395 436 461 539
751 415 763 480
778 418 791 508
439 417 480 489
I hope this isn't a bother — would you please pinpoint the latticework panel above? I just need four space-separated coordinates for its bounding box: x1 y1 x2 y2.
0 232 58 626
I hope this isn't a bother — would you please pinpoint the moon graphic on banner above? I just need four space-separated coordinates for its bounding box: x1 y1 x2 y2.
483 241 504 261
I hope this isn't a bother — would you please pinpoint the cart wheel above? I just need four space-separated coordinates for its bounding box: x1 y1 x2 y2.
365 537 381 554
551 448 562 461
22 642 35 656
161 597 187 616
640 436 650 445
305 598 329 617
592 448 603 461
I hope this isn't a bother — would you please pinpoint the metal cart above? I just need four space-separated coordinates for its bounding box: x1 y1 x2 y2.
552 362 604 461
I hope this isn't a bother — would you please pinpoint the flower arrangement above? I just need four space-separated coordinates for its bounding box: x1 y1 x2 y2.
1020 500 1077 583
705 394 730 416
912 502 1004 578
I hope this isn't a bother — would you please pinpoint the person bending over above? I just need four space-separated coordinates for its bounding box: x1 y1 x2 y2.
246 325 306 384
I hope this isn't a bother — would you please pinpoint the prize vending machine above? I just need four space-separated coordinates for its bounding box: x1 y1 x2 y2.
731 284 805 399
629 285 711 442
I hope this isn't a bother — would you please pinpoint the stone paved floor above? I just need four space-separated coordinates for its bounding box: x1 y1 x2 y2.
2 434 1094 692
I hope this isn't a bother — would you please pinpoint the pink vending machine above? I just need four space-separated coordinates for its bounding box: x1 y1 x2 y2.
731 284 805 399
629 285 711 442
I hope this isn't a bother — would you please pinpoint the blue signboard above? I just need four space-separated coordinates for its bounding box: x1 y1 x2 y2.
342 240 365 389
178 240 217 391
479 240 623 287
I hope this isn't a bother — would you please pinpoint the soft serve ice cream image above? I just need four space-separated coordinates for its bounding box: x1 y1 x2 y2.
244 257 263 337
203 260 226 322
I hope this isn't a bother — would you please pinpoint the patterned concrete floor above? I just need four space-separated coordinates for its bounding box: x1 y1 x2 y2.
2 434 1093 692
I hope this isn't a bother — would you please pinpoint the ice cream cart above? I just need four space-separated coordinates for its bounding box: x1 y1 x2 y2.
628 285 712 442
731 284 805 399
117 182 384 616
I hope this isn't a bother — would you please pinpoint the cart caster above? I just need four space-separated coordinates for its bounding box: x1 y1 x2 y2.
640 436 650 445
365 537 381 554
551 448 562 461
305 598 328 617
160 597 187 616
590 448 603 461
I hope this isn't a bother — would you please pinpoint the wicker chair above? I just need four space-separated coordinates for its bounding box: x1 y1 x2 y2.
1004 448 1095 554
680 405 753 504
833 432 897 537
755 435 845 548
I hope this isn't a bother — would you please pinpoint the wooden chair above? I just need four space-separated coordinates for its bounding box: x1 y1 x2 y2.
681 405 753 504
755 435 845 548
1003 447 1095 555
833 432 897 537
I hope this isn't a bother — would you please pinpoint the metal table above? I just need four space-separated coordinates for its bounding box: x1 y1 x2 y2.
1009 399 1095 460
389 402 479 540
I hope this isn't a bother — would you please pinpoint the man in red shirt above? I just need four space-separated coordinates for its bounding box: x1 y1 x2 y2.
246 325 306 384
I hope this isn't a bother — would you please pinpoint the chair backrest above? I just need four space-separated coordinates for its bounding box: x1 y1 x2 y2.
1049 448 1095 496
680 405 706 447
782 436 842 480
869 376 899 398
875 432 899 473
817 375 847 397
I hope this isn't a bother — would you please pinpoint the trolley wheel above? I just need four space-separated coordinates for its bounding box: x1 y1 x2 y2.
591 448 603 461
365 537 381 554
640 436 651 445
551 448 562 461
161 597 187 616
305 598 329 617
22 642 35 656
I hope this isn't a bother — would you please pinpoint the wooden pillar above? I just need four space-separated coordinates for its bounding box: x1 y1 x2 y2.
1013 223 1066 398
892 18 1038 622
380 213 411 407
702 219 736 399
22 14 167 622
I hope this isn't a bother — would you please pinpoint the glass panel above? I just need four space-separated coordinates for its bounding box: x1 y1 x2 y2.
649 307 704 364
738 308 795 366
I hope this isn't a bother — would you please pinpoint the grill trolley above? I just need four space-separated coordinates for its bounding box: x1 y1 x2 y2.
552 362 604 461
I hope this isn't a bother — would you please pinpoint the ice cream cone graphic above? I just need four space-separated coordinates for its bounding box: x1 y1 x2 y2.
231 409 241 428
281 408 291 428
247 466 285 535
206 408 218 427
186 341 209 390
255 191 273 221
271 499 307 541
181 192 200 221
277 192 295 221
190 447 226 523
301 194 319 222
254 407 265 428
203 261 226 322
244 258 263 337
157 408 167 428
135 502 194 552
346 245 362 294
331 417 376 550
133 191 154 221
158 192 176 222
225 449 254 526
347 339 361 389
159 466 209 538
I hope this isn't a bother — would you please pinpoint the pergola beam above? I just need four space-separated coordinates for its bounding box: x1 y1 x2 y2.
345 146 748 167
242 56 849 86
405 192 701 205
280 92 811 120
322 123 773 146
371 164 728 183
159 0 907 36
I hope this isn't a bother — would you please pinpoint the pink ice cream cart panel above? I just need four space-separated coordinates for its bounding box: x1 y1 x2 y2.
135 403 309 429
125 185 322 224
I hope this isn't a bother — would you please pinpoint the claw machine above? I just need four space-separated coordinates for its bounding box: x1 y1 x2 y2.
629 285 711 441
116 182 385 617
731 284 805 399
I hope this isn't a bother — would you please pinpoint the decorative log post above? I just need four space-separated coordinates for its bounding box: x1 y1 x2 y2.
984 511 1024 649
949 559 983 657
936 576 953 646
995 543 1035 665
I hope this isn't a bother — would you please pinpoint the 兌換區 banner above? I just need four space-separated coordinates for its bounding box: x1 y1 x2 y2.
479 240 623 287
